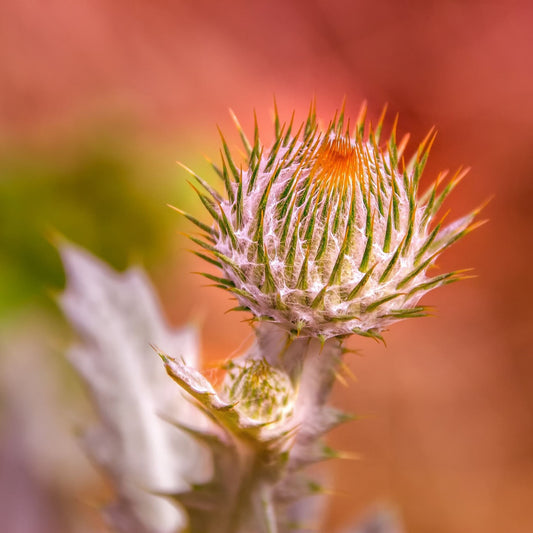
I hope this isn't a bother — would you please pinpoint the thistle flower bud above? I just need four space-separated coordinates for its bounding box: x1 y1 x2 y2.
223 359 295 425
183 102 483 340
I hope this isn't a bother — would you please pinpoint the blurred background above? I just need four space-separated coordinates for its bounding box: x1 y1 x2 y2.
1 1 532 532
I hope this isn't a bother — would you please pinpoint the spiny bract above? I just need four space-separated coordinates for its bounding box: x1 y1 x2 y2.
181 101 483 340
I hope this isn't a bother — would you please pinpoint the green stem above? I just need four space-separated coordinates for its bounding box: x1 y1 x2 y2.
225 446 279 533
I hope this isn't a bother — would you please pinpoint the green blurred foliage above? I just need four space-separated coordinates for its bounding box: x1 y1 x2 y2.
0 128 198 321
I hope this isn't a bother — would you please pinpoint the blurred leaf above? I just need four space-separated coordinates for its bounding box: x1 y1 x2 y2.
59 243 211 533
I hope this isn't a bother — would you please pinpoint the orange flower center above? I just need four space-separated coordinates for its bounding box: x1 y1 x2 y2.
310 134 362 193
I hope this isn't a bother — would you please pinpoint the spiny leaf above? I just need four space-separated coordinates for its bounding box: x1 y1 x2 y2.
227 286 258 304
405 271 468 297
336 97 347 135
168 205 215 236
304 97 317 140
365 292 403 312
332 189 347 234
391 171 400 229
178 161 222 202
265 123 286 171
401 207 416 256
430 166 470 218
194 272 235 287
388 113 399 169
235 167 243 227
374 103 388 144
299 182 321 233
314 202 333 263
250 110 261 166
193 251 222 268
219 150 235 203
247 145 264 194
214 199 238 249
189 182 222 225
315 407 358 436
347 264 376 299
229 108 252 156
413 129 438 186
310 284 328 310
327 208 353 286
396 252 439 290
382 196 393 253
414 217 445 264
351 327 384 343
420 169 447 216
205 155 224 181
284 211 302 279
356 100 368 140
302 187 324 244
283 110 296 146
359 213 374 272
273 96 281 140
396 133 411 162
296 243 312 290
217 126 240 182
327 313 360 323
284 121 306 164
262 246 278 293
225 305 251 314
379 235 406 283
279 195 299 253
212 251 247 281
189 235 217 254
431 218 487 256
254 174 276 241
59 246 203 533
379 306 429 319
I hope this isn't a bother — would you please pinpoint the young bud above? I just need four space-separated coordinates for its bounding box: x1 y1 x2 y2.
223 359 295 426
185 103 482 340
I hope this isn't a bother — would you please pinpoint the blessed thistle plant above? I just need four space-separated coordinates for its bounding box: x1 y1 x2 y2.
62 101 483 533
161 101 483 532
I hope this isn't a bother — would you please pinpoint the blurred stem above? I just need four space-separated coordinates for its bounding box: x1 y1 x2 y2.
224 441 278 533
249 324 344 529
255 322 343 409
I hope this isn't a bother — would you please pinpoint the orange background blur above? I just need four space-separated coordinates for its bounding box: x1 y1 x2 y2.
1 2 532 532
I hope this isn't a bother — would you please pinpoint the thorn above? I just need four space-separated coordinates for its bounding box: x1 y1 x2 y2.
167 203 184 214
333 367 349 387
356 100 368 139
472 194 494 215
176 160 196 176
374 102 388 143
338 360 358 384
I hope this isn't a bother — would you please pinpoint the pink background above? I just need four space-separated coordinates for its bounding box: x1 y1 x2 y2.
1 2 532 532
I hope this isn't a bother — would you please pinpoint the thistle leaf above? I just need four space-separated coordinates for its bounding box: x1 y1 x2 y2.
59 244 210 533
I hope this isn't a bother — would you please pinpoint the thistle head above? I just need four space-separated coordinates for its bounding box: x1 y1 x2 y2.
183 101 483 340
223 359 295 425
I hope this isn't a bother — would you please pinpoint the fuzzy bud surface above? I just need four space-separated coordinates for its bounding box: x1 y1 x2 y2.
184 103 482 340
